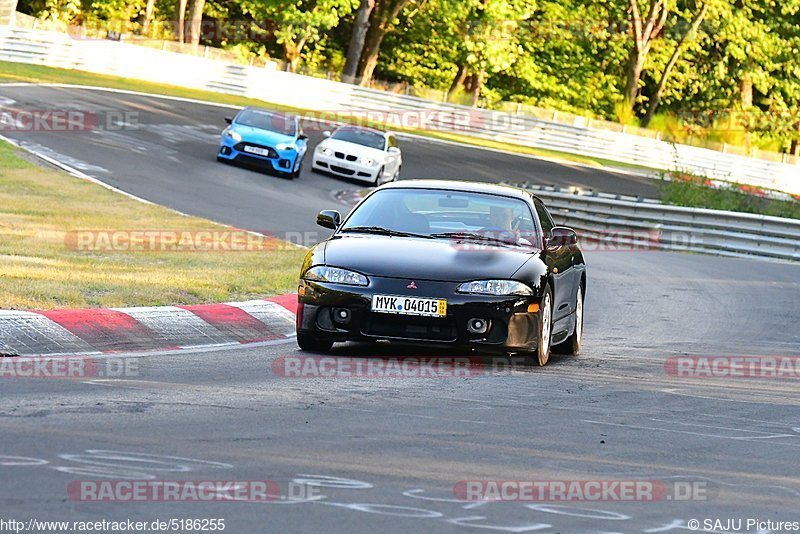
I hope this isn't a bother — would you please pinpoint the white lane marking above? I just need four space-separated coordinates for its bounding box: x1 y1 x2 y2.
584 419 795 442
0 456 49 466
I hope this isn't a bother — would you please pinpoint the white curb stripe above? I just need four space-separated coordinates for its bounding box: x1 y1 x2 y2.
112 306 237 347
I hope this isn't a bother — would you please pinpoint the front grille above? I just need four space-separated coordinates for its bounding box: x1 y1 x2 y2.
330 165 355 176
234 154 273 167
234 142 278 159
364 314 457 341
333 151 358 162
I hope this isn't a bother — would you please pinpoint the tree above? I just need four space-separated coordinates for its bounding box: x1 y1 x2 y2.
342 0 375 83
624 0 668 113
185 0 205 44
641 0 709 126
176 0 188 42
355 0 414 85
238 0 356 72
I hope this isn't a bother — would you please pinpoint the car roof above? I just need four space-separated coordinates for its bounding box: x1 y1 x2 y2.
335 124 387 137
378 179 541 202
240 107 296 122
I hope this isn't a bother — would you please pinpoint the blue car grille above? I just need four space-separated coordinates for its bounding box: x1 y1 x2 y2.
234 142 278 159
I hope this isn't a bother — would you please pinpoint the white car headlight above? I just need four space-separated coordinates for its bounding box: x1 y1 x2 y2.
276 143 294 151
304 266 369 286
457 280 533 296
362 157 380 167
319 146 333 155
224 128 242 143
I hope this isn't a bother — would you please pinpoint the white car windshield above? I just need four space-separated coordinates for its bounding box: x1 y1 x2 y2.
331 127 386 150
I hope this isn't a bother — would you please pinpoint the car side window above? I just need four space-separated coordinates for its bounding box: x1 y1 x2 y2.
534 199 555 234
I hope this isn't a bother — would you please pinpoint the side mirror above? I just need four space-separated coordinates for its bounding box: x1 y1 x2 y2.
387 146 400 154
316 210 341 230
322 130 332 138
224 117 233 125
546 227 578 249
298 134 308 141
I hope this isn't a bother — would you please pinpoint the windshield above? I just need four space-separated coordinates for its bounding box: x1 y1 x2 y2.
340 188 539 247
331 127 386 150
235 109 296 136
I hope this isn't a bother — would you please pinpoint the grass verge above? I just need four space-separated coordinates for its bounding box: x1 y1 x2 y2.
659 174 800 219
0 61 656 173
0 141 305 309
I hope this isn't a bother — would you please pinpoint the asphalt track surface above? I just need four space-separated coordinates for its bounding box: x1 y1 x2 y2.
1 84 800 533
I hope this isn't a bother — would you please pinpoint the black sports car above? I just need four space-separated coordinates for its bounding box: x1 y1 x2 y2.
296 180 586 365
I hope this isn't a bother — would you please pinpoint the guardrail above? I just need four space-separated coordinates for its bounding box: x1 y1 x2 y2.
506 182 800 262
0 25 798 196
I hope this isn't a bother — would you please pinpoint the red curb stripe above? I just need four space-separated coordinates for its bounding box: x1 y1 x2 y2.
37 309 171 352
266 293 298 314
179 303 279 343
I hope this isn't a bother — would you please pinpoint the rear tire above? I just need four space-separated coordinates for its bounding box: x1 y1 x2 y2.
297 333 333 353
553 286 584 355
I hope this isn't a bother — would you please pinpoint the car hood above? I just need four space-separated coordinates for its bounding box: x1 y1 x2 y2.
323 234 536 282
318 138 386 159
231 124 295 146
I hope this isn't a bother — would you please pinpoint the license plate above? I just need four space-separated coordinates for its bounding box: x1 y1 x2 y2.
243 146 271 156
371 295 447 317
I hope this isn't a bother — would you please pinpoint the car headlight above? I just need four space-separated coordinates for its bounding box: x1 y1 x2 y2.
362 157 380 167
224 128 242 143
457 280 533 296
276 143 294 151
304 266 369 286
319 147 333 155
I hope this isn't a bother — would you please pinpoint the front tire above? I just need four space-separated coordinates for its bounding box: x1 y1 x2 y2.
297 333 333 353
533 285 553 366
373 166 384 187
291 157 303 178
553 285 583 355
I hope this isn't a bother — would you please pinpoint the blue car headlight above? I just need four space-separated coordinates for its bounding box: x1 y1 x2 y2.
304 266 369 286
223 127 242 143
457 280 533 296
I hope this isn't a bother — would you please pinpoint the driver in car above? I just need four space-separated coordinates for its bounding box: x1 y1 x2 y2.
483 206 531 245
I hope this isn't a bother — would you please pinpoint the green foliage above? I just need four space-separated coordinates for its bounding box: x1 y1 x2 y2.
15 0 800 152
659 174 800 219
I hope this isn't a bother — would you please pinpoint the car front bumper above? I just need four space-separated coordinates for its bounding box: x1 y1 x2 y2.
297 277 542 353
218 138 297 172
311 152 382 182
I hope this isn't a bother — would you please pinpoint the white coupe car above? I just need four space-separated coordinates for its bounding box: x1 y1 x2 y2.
311 126 402 186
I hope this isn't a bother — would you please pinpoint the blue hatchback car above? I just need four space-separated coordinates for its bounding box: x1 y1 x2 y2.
217 107 308 178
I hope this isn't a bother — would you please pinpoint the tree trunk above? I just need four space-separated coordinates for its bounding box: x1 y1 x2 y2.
176 0 187 42
342 0 375 84
623 0 668 113
741 73 753 153
356 0 411 86
142 0 156 35
642 2 709 127
446 64 467 102
469 69 484 107
185 0 205 45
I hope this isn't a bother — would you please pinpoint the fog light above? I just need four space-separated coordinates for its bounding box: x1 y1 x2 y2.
333 307 351 325
467 318 489 334
220 146 231 155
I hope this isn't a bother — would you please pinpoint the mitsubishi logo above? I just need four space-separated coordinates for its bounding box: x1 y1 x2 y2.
407 281 417 289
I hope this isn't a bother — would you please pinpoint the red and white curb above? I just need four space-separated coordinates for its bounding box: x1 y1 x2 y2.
0 295 298 356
